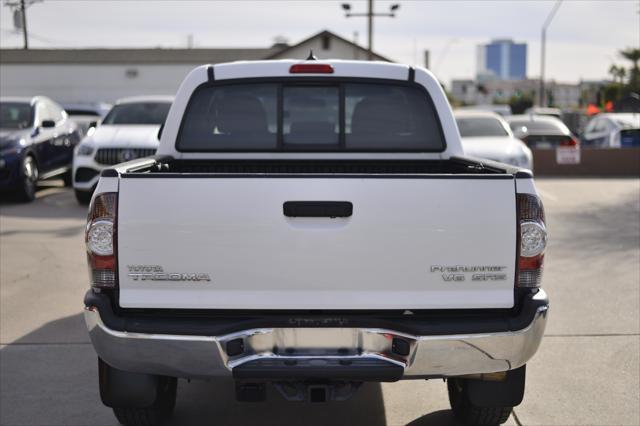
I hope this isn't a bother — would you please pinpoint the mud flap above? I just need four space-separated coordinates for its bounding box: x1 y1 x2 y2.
466 365 526 407
98 358 160 408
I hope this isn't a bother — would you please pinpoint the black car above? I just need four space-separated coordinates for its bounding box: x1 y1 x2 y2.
0 96 81 201
507 114 579 149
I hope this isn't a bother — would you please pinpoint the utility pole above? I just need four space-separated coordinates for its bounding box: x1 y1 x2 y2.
20 0 28 49
539 0 562 106
5 0 40 49
341 1 400 61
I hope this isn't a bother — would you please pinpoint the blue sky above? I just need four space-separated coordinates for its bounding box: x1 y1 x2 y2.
1 0 638 86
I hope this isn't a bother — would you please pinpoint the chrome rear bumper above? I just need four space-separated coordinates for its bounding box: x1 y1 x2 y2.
85 290 548 380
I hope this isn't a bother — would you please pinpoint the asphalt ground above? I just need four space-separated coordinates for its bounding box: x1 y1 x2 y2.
1 178 639 426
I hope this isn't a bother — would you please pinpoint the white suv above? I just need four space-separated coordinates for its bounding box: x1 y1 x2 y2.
72 96 173 204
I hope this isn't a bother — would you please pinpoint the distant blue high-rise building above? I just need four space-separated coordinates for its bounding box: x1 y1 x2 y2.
477 39 527 80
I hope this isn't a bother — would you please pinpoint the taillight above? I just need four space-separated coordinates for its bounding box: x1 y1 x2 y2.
289 64 334 74
559 136 579 147
517 194 547 288
86 192 117 289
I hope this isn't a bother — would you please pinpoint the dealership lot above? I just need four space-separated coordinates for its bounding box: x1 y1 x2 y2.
1 178 638 426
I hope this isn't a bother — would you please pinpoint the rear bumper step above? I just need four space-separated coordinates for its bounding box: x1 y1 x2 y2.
233 357 403 382
84 290 548 380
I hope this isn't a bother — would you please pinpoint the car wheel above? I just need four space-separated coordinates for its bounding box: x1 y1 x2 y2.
62 169 73 187
17 155 39 202
74 189 93 205
447 378 513 425
112 377 177 426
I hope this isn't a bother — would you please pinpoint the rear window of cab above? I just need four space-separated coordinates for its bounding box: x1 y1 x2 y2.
176 81 445 152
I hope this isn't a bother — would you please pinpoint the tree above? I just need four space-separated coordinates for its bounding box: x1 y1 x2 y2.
508 92 534 114
608 64 626 84
620 48 640 90
620 48 640 70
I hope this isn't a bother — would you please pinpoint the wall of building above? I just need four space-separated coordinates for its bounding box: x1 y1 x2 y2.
450 78 581 109
509 44 526 80
0 34 378 105
478 39 527 81
0 64 197 104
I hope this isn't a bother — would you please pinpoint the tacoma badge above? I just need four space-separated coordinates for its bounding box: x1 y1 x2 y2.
127 265 211 282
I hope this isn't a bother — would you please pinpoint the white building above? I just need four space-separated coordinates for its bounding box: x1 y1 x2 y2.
450 78 581 109
0 30 391 104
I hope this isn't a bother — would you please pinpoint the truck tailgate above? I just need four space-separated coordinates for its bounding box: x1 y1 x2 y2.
117 177 517 310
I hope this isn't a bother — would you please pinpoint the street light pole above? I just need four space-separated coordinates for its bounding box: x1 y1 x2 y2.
342 1 400 61
539 0 562 106
367 0 373 60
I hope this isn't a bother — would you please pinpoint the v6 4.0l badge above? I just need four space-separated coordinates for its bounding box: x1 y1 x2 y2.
430 265 507 282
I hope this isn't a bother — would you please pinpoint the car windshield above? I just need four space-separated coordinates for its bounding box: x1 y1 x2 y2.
455 117 508 137
102 102 171 125
177 82 445 152
508 118 569 134
0 102 33 129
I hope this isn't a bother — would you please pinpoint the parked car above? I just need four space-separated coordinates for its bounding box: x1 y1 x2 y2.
84 60 548 426
523 107 562 119
455 110 533 170
507 114 579 149
581 113 640 148
0 96 81 201
72 96 173 204
457 104 512 117
62 102 111 138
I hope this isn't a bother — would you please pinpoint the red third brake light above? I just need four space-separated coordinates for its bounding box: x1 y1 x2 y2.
289 64 334 74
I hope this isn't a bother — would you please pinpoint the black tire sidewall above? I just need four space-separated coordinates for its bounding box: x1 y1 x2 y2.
18 155 38 202
74 189 92 205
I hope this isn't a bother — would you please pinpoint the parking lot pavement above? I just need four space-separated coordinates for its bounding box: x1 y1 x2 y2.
0 178 638 426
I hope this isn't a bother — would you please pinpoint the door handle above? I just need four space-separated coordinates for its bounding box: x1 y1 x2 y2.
283 201 353 218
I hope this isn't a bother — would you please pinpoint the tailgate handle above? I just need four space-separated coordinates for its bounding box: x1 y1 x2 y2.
283 201 353 218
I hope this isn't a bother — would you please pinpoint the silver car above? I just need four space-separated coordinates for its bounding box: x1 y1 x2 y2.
581 113 640 148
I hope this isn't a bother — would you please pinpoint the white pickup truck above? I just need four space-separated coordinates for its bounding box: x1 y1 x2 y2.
83 59 549 426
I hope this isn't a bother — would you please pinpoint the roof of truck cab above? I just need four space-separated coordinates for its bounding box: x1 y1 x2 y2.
211 59 413 81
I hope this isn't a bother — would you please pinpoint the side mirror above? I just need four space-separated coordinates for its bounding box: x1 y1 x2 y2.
88 121 98 129
41 120 56 128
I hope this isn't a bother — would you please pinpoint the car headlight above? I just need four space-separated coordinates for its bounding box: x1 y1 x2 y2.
76 144 95 156
0 139 26 156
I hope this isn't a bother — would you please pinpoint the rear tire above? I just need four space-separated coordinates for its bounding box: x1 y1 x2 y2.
447 378 513 425
62 169 73 187
111 377 177 426
74 188 92 205
16 155 38 202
